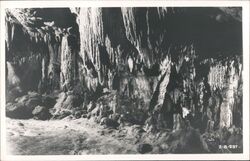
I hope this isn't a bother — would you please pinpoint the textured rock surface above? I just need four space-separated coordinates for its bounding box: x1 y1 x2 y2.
137 143 153 154
6 92 55 120
32 105 51 120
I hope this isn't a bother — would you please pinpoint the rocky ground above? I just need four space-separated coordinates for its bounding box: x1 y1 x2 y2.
6 117 242 155
6 118 139 155
5 117 196 155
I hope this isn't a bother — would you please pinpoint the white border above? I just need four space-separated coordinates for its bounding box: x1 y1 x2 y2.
0 1 249 160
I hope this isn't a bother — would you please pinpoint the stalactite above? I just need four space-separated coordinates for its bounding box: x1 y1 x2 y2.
121 8 138 48
74 8 107 90
157 7 168 20
78 8 104 63
105 36 115 66
11 23 15 42
60 34 76 91
6 62 21 88
150 56 172 111
5 19 10 52
121 7 173 67
41 57 47 83
207 57 242 128
208 62 227 90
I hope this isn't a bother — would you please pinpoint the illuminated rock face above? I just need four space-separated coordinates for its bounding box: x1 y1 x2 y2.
60 33 78 91
208 59 242 128
5 7 242 130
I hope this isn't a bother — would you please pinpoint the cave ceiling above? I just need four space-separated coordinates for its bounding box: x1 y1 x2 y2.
5 7 242 58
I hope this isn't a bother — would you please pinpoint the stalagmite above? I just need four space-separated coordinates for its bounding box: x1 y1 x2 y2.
128 56 133 73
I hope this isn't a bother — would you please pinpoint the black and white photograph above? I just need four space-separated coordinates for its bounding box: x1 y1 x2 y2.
0 0 249 160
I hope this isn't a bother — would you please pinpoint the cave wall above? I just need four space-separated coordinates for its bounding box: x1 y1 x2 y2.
72 7 242 130
5 18 42 96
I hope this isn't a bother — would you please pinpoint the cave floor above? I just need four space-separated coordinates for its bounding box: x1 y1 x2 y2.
5 117 242 155
6 118 143 155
